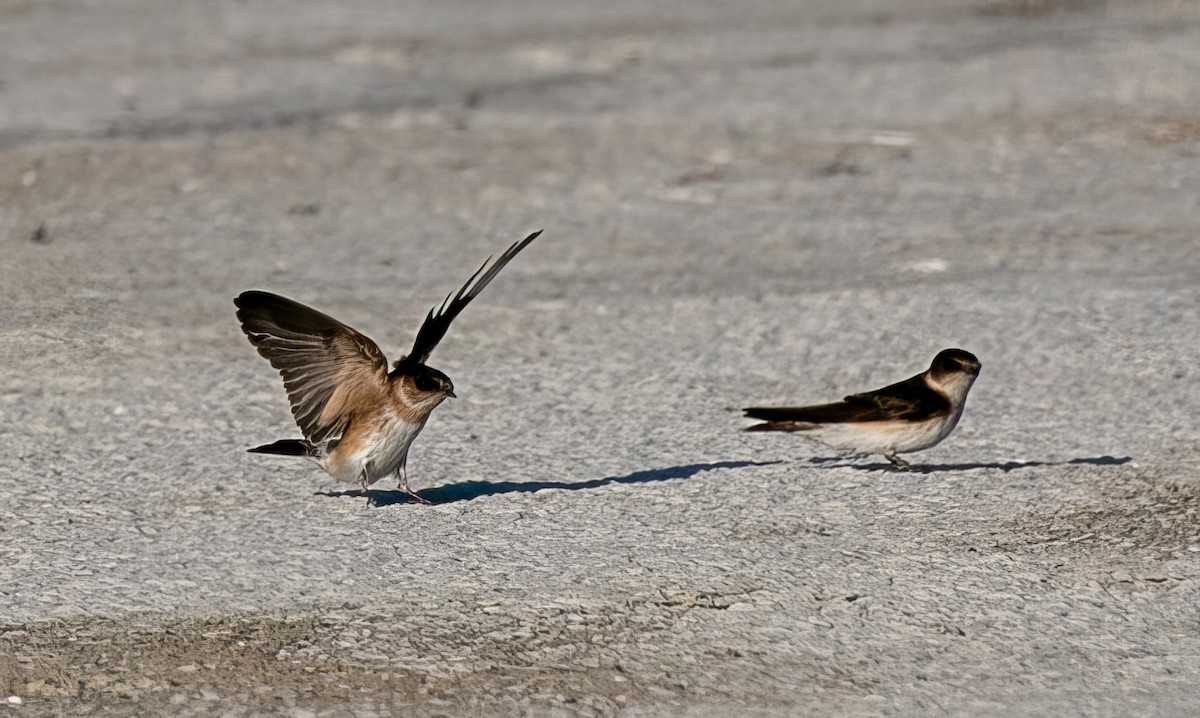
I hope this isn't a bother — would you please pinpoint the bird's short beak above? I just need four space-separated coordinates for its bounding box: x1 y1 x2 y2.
445 387 457 398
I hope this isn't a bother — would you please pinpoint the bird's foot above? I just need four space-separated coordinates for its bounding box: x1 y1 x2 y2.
403 489 432 506
359 477 378 507
401 487 432 505
885 453 913 471
396 478 433 505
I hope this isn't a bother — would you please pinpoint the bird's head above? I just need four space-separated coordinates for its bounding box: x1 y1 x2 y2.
391 357 456 413
927 348 981 396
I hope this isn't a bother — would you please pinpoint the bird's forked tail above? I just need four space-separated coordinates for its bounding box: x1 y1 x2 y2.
247 439 313 456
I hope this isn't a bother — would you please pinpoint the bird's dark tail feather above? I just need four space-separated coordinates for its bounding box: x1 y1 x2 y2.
248 439 313 456
744 421 812 433
743 406 829 433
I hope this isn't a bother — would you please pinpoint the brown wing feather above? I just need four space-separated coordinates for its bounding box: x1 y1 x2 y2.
744 373 948 429
845 373 947 421
744 401 886 425
235 291 388 443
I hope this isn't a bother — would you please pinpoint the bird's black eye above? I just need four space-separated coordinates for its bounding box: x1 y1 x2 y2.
415 375 439 392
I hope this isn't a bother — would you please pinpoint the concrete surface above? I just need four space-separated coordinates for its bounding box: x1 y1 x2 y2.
2 0 1199 715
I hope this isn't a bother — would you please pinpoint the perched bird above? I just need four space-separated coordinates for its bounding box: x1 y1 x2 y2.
235 230 541 502
744 348 981 469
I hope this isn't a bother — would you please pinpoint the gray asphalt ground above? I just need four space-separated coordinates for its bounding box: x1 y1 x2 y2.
2 0 1200 715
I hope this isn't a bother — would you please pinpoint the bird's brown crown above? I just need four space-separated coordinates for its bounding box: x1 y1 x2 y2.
929 348 981 380
391 357 455 397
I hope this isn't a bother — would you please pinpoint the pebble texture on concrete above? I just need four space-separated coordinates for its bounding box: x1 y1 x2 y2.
1 1 1198 715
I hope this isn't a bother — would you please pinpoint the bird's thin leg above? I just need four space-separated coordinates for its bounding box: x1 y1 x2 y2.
885 452 913 471
359 472 376 507
396 456 431 504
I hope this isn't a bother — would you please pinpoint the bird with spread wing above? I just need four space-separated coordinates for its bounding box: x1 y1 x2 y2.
235 230 541 503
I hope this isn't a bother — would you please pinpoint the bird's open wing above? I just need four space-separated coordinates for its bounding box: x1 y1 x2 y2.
235 290 388 443
744 373 946 425
405 230 541 365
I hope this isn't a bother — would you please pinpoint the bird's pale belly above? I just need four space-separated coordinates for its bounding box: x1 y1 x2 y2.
813 414 954 455
321 415 427 485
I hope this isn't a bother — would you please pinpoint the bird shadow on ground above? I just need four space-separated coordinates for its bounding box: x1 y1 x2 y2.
317 460 782 506
807 455 1133 474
